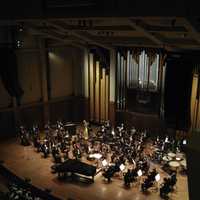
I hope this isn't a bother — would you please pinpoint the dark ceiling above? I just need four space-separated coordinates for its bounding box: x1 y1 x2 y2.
0 0 200 52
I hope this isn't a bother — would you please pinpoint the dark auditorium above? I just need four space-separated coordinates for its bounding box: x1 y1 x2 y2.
0 1 200 200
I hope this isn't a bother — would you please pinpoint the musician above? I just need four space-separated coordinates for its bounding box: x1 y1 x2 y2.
83 120 89 140
104 120 111 130
41 142 49 158
124 169 132 187
169 171 177 189
141 168 158 192
102 166 116 182
33 133 40 149
73 144 82 160
160 177 172 199
19 126 30 146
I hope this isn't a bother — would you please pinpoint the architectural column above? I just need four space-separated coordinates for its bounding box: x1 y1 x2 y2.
109 49 116 125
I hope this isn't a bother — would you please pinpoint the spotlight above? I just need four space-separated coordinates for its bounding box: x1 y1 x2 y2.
165 136 169 143
111 129 115 136
19 27 23 32
102 159 108 167
119 164 125 171
16 40 22 48
183 139 187 145
155 173 160 182
18 23 24 32
137 169 142 177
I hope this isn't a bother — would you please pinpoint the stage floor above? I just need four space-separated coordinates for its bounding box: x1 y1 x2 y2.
0 138 189 200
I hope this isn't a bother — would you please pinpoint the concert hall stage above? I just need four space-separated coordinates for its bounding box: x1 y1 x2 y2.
0 138 189 200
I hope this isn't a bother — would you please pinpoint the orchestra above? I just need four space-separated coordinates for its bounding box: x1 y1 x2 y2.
18 120 186 199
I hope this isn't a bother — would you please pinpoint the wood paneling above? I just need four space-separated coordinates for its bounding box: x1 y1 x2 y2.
49 49 73 98
20 105 44 129
109 101 115 126
0 111 15 138
17 52 42 105
0 78 12 108
49 99 73 123
116 110 163 132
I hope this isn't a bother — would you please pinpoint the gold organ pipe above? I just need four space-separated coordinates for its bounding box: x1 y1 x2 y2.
102 68 106 121
105 74 109 120
95 61 100 122
89 53 94 121
100 69 104 122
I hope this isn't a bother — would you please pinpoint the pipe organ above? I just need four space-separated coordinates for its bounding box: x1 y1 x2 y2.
88 51 110 123
116 48 166 114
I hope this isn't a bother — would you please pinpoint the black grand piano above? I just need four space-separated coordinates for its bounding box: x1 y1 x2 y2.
53 159 96 182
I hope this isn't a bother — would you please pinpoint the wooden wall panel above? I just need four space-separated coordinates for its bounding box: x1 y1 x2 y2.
17 52 42 104
72 97 86 122
20 105 44 129
109 101 116 126
0 79 12 108
49 48 73 98
116 110 163 133
72 48 84 96
0 111 15 138
49 99 73 123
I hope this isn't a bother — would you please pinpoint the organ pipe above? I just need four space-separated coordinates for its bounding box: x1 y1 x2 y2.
117 52 120 109
88 51 110 123
100 68 106 122
127 50 130 88
89 53 94 121
120 56 124 110
116 48 164 111
105 74 109 120
95 61 100 122
123 59 126 109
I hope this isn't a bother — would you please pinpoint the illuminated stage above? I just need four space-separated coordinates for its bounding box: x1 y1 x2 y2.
0 139 189 200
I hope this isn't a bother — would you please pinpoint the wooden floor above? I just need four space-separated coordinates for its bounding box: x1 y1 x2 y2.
0 138 189 200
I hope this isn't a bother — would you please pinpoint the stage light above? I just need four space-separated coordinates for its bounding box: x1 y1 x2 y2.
16 40 23 48
183 139 187 145
102 159 108 167
19 27 23 32
137 169 142 177
119 164 125 171
111 129 115 136
165 136 169 143
155 173 160 182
